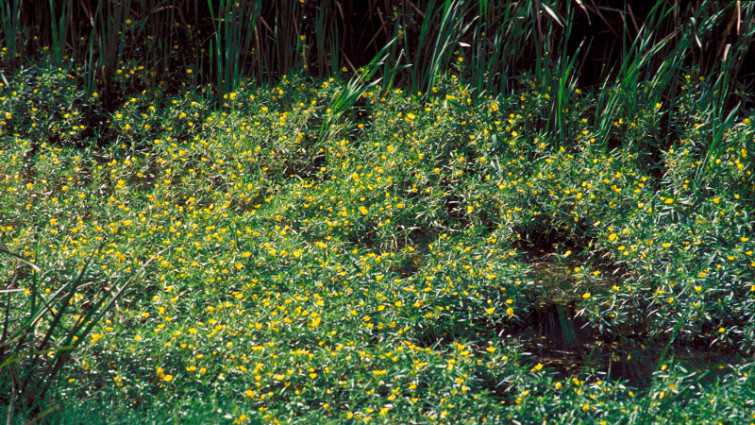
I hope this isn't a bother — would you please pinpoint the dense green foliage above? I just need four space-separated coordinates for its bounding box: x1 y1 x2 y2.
1 63 754 425
1 0 755 424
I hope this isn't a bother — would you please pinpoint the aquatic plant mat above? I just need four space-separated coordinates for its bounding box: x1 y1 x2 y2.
2 69 754 424
2 0 755 423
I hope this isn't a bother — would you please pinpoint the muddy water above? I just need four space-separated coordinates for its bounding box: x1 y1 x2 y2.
517 259 752 390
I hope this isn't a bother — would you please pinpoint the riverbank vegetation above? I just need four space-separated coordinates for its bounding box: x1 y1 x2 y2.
1 1 754 423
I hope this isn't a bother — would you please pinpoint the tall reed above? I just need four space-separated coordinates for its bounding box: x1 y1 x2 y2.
207 0 260 99
0 244 163 420
0 0 22 64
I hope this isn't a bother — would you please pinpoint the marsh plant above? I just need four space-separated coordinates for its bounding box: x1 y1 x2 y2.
1 0 754 424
